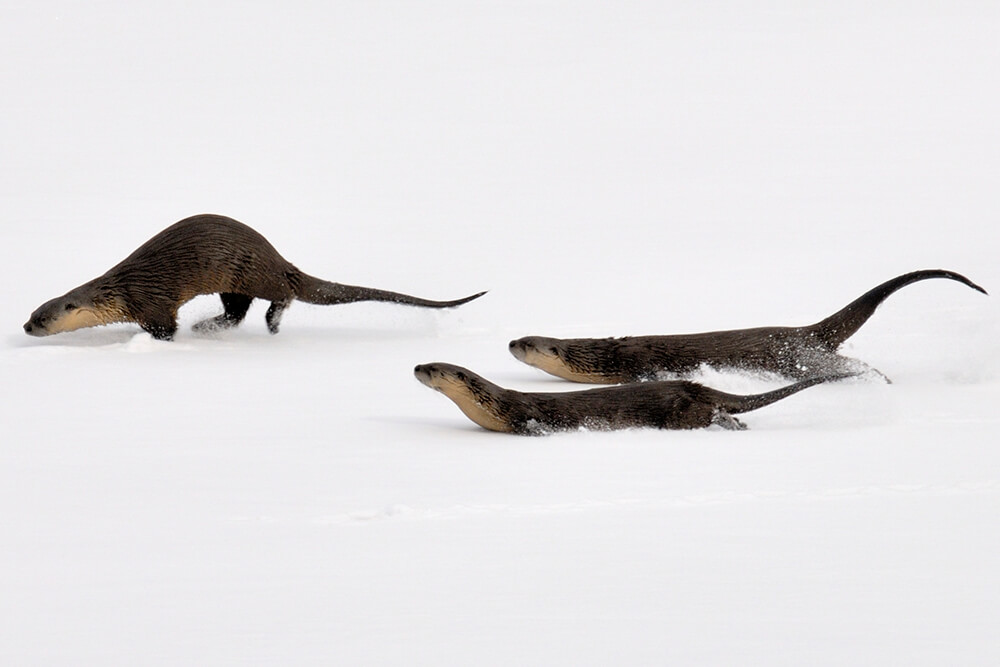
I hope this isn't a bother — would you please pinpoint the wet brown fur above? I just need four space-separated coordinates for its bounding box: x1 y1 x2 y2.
414 362 848 435
509 270 987 383
24 214 486 340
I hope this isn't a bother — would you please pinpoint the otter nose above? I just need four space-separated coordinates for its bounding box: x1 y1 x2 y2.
509 339 528 361
414 365 433 384
23 322 32 333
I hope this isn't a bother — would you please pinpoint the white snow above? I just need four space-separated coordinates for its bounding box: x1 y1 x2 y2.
2 2 999 665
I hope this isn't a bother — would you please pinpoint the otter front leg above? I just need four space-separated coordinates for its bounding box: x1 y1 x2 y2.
140 319 178 341
265 299 289 334
132 299 179 340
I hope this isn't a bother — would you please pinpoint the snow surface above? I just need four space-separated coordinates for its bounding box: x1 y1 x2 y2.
2 2 999 665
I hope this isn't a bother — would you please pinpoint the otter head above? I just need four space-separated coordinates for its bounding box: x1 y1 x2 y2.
414 363 513 433
508 336 610 383
24 285 124 337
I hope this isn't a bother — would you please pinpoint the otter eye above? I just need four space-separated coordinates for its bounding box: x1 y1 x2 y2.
65 303 77 311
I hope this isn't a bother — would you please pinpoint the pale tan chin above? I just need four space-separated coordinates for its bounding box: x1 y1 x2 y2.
520 349 600 383
45 308 115 334
432 376 513 434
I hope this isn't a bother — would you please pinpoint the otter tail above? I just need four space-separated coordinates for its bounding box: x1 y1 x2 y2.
805 269 987 349
712 374 852 415
296 274 486 308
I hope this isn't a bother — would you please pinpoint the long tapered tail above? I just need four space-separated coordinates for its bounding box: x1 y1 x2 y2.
805 269 987 349
716 374 852 415
295 274 486 308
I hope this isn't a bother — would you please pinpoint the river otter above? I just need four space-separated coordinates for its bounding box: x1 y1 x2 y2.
23 214 486 340
509 270 986 383
414 362 850 434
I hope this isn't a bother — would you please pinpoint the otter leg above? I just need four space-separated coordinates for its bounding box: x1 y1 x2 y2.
133 301 179 339
141 319 178 341
265 299 290 334
834 355 892 384
193 293 254 333
712 410 748 431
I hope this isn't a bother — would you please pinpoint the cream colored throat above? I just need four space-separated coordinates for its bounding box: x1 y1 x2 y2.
521 350 603 384
47 308 120 334
436 383 513 433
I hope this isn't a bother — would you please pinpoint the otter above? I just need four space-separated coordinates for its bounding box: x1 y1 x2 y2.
509 269 986 384
23 214 486 340
414 362 850 434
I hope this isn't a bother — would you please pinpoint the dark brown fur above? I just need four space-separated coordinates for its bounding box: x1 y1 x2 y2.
509 270 987 383
24 214 486 340
414 362 849 435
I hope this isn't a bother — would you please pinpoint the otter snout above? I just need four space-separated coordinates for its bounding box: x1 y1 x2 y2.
508 336 556 365
510 336 558 363
23 319 48 337
414 364 435 387
414 362 467 391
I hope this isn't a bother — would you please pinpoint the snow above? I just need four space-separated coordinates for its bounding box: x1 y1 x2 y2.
2 1 999 664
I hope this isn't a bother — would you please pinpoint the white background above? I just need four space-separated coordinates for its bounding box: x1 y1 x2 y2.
2 2 998 664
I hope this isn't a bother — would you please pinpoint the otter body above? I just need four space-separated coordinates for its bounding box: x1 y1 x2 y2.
24 214 486 340
414 362 847 434
509 270 986 383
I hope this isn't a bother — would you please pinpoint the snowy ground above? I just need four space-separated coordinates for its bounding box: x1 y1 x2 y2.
2 2 999 665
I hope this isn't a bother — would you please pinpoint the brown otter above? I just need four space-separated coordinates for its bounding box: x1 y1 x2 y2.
509 269 987 384
414 362 850 434
23 214 486 340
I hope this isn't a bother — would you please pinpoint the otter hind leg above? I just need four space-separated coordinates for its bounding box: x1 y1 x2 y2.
265 299 290 334
803 351 891 384
784 347 890 383
834 354 892 384
712 410 748 431
193 293 254 333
